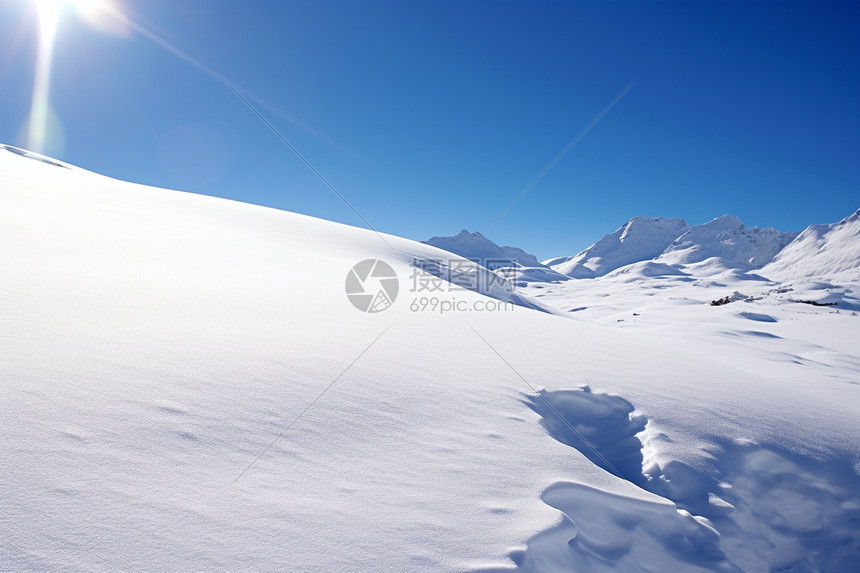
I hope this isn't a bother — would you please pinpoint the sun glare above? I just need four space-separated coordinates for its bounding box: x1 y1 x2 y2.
26 0 62 154
24 0 125 154
33 0 109 17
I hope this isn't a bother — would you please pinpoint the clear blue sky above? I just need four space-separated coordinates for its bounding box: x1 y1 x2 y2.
2 0 858 259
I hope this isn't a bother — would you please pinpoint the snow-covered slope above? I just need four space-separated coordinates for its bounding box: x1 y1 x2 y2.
545 216 690 278
2 146 860 572
423 229 542 268
760 208 860 282
656 214 798 271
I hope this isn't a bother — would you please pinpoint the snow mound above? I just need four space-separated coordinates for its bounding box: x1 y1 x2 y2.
496 388 860 573
481 482 732 573
545 216 690 278
604 260 688 280
423 229 542 268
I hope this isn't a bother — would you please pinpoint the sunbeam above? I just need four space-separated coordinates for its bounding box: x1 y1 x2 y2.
23 0 125 154
26 0 61 153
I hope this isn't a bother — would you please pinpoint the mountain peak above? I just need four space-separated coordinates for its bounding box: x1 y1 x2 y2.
704 214 745 229
838 208 860 226
423 230 542 268
658 216 795 270
546 213 804 278
547 216 690 278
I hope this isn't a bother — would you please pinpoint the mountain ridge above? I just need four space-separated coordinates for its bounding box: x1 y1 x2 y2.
543 216 691 278
422 229 542 268
425 210 857 284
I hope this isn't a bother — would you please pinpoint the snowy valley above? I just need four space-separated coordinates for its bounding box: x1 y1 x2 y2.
2 145 859 572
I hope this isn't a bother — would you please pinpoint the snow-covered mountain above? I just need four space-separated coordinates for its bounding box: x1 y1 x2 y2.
760 208 860 282
656 214 798 271
423 229 542 268
544 216 690 278
546 214 800 278
431 209 857 286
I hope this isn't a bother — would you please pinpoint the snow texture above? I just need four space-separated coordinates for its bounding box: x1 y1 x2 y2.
2 145 859 572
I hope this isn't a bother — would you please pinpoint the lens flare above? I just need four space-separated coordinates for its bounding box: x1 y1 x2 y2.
26 0 61 153
24 0 126 154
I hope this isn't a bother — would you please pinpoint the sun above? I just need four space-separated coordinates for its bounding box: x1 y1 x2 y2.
33 0 106 13
33 0 115 24
24 0 125 154
32 0 78 23
29 0 124 45
21 0 224 157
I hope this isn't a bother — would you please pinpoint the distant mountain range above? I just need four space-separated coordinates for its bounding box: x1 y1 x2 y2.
426 209 860 283
423 229 542 268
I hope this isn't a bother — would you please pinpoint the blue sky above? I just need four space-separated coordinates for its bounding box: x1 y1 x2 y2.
1 0 858 259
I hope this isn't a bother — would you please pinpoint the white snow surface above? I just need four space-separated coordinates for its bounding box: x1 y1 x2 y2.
2 146 860 572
